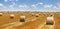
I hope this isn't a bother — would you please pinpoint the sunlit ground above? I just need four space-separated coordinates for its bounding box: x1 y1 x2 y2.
0 12 60 29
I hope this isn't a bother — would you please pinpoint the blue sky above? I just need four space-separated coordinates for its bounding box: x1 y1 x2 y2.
0 0 60 12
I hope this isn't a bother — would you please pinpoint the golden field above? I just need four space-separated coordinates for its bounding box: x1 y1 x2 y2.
0 12 60 29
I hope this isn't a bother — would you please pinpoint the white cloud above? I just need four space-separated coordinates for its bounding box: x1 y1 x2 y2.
9 2 16 7
4 0 8 2
56 8 60 9
38 2 43 5
53 6 57 8
44 5 53 9
7 3 15 11
31 4 39 10
0 3 7 10
19 5 27 7
16 0 18 1
0 3 7 8
9 0 15 2
18 4 39 10
19 5 30 10
31 5 36 8
0 3 4 6
19 5 29 8
9 5 13 8
57 3 60 6
4 0 18 2
35 2 43 5
53 6 59 10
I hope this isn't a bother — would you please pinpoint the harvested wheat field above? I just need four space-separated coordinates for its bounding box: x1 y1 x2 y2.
0 12 60 29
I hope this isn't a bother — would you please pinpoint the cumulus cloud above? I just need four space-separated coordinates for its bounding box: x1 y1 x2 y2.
1 0 60 12
8 1 16 9
18 4 39 11
31 5 37 8
19 5 28 8
35 2 43 5
44 5 53 9
16 0 18 1
31 4 39 10
0 3 7 11
0 3 7 8
4 0 8 2
4 0 18 2
57 3 60 7
0 3 4 7
38 2 43 5
30 2 44 10
42 3 60 12
19 5 32 10
9 5 14 8
30 2 44 8
53 6 59 10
